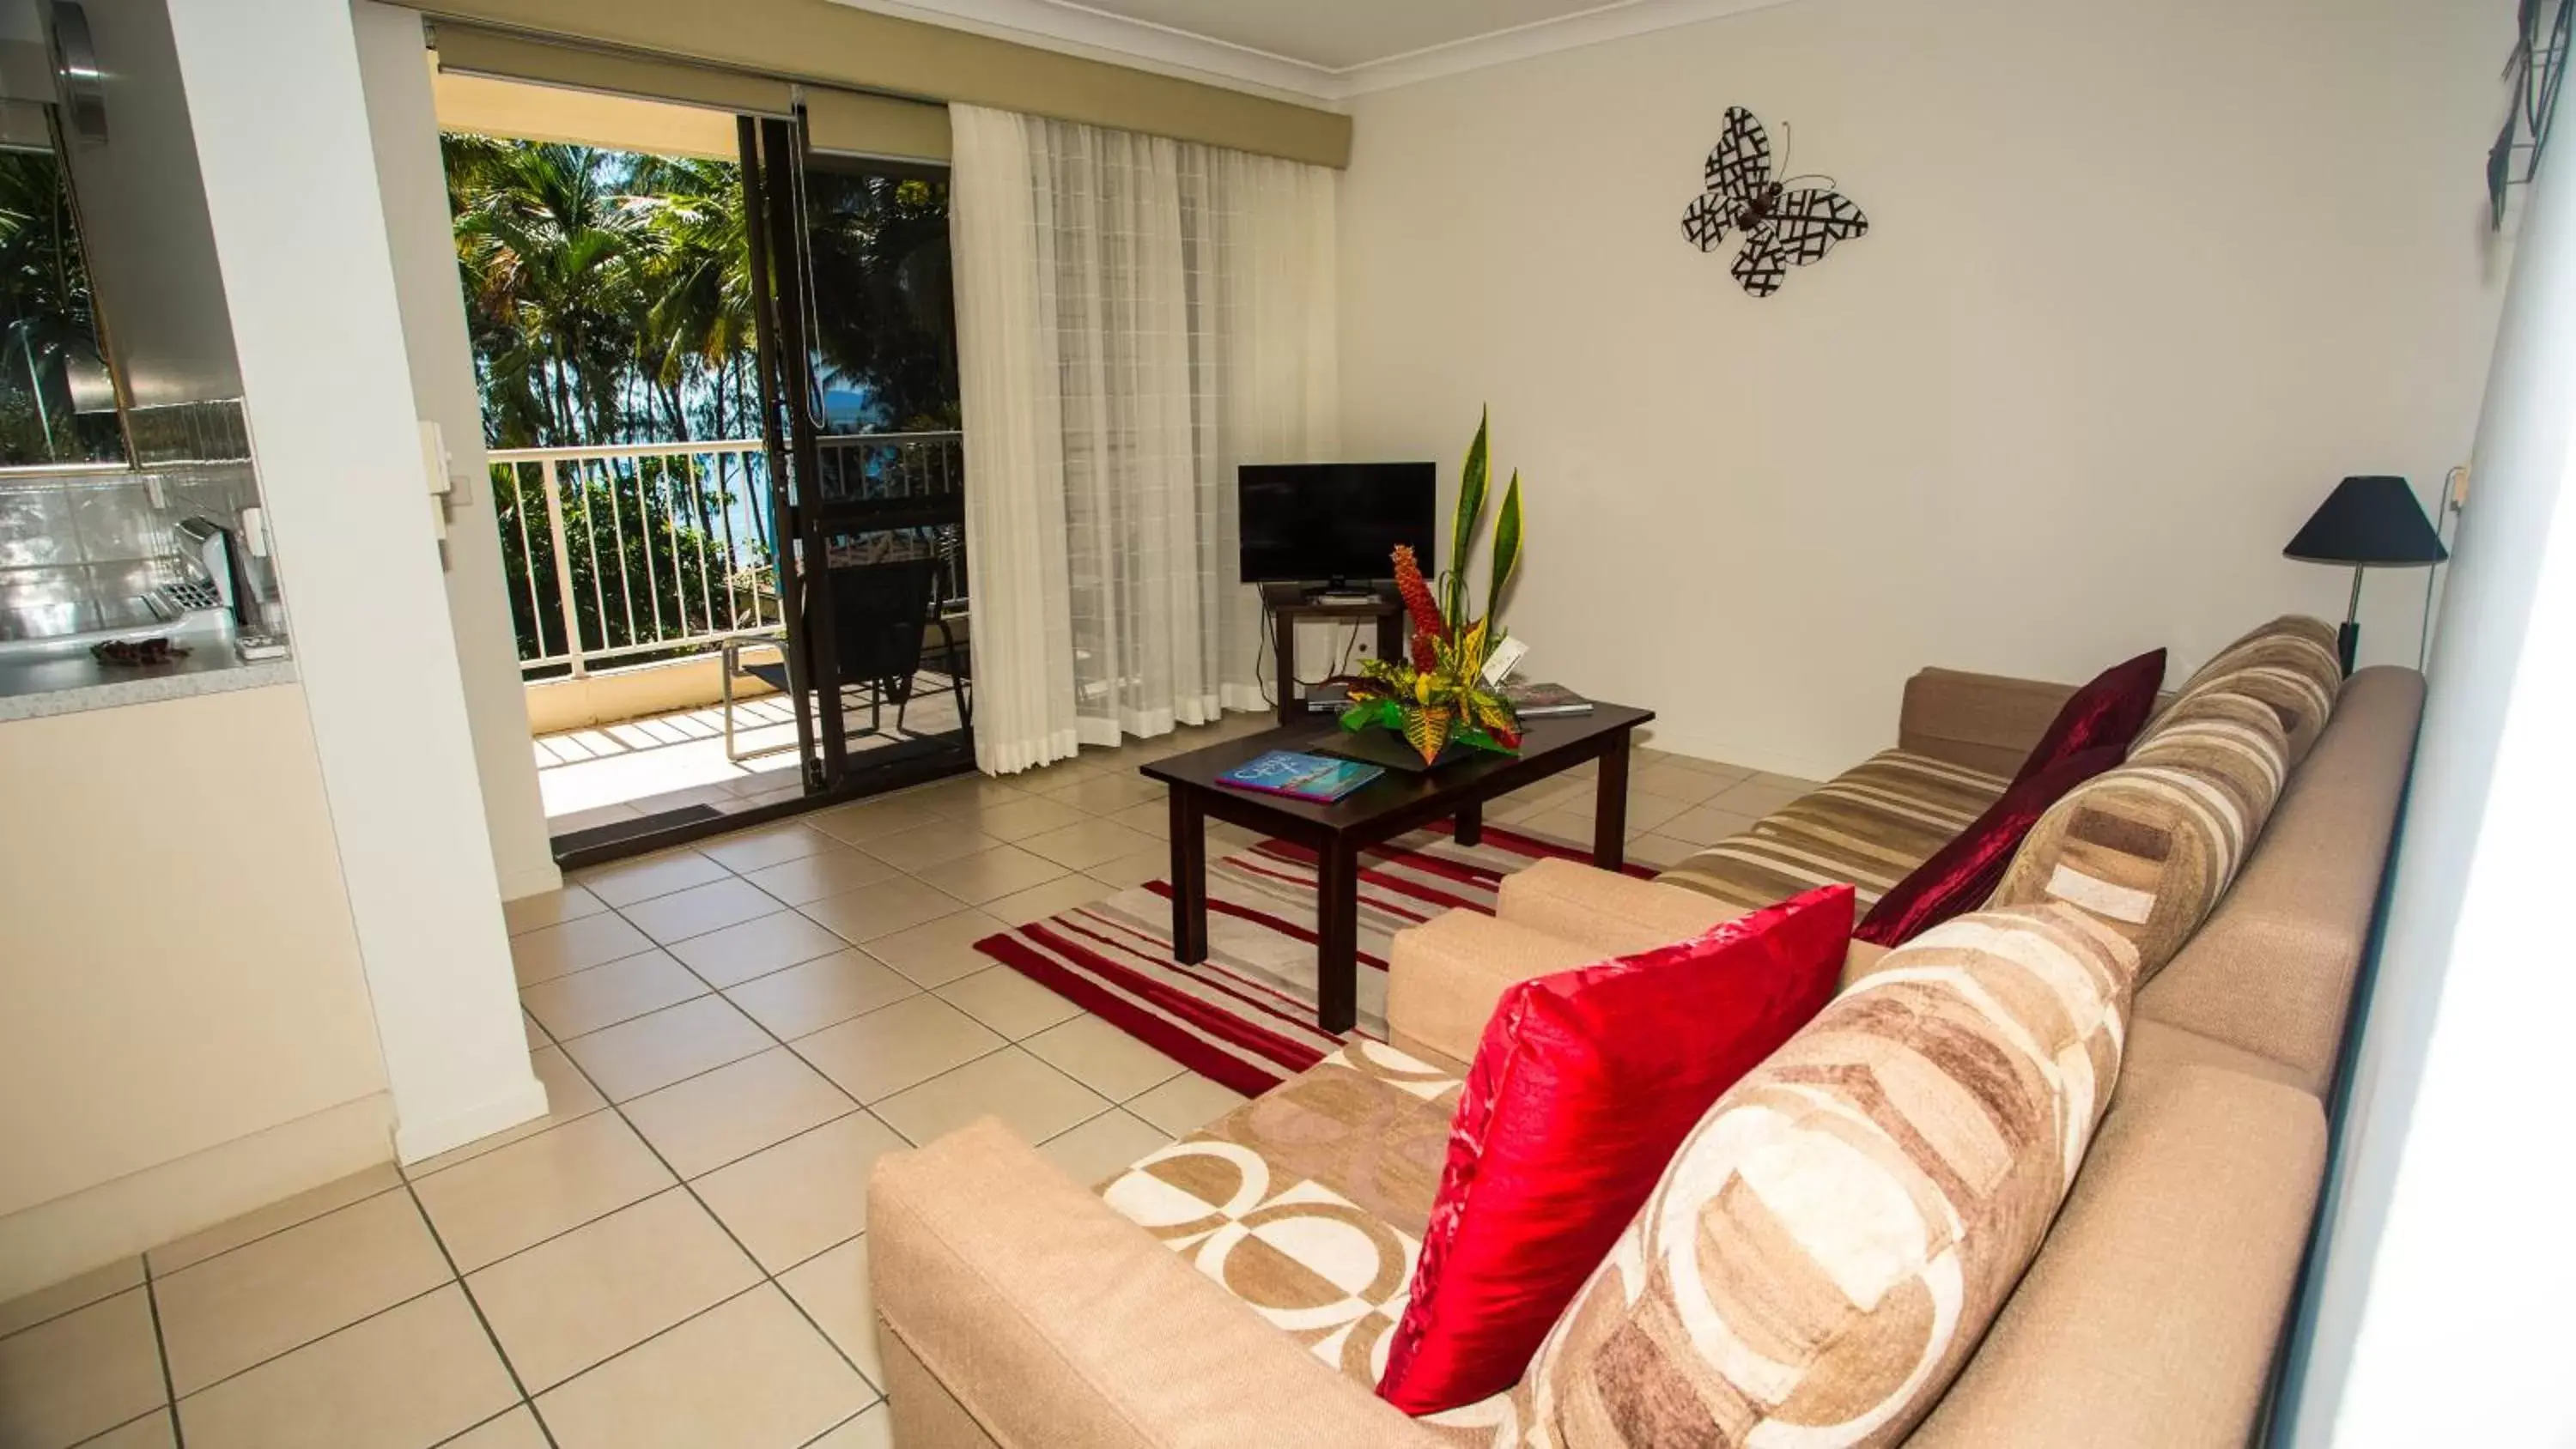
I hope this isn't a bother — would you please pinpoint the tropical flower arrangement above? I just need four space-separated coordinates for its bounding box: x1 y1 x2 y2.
1339 409 1525 765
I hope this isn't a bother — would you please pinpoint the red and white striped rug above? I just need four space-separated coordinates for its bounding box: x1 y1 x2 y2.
972 823 1648 1095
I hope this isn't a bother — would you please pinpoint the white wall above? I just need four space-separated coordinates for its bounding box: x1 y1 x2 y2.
165 0 544 1162
1339 0 2509 777
353 1 562 902
2280 142 2576 1446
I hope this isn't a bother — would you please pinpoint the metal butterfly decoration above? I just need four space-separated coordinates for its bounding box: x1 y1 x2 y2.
1681 106 1869 297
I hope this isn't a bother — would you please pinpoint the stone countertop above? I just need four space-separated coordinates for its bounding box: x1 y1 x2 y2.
0 648 298 723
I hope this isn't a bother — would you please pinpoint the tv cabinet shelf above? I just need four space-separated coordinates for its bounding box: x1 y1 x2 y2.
1259 581 1405 728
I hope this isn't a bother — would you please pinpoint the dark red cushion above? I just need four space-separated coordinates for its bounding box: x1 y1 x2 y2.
2015 648 2167 783
1374 883 1854 1416
1855 744 2127 946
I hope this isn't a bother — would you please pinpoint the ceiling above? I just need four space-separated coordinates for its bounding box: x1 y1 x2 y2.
831 0 1795 101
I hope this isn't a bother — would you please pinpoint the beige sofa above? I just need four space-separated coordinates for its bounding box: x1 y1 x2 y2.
868 644 2425 1447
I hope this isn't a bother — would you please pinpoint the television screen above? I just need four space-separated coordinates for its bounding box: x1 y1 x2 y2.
1238 463 1437 585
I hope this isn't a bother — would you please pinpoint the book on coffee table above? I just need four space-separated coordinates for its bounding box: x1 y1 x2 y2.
1504 681 1595 718
1217 749 1386 803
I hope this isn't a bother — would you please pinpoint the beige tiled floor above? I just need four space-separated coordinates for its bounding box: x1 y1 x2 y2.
0 712 1793 1449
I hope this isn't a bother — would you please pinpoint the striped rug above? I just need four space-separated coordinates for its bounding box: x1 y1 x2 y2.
973 824 1649 1095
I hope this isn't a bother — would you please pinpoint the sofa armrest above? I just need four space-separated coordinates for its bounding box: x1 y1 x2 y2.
1386 909 1613 1065
870 1119 1444 1449
1494 858 1738 955
1896 667 2079 777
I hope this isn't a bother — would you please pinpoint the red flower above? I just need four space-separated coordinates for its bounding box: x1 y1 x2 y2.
1394 544 1446 648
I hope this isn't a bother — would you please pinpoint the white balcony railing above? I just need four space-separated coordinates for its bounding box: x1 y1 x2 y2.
489 432 963 679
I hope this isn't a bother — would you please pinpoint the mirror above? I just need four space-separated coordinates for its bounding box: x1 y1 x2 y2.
0 107 125 469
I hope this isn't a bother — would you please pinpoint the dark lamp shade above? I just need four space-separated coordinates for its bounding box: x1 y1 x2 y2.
2283 476 2450 567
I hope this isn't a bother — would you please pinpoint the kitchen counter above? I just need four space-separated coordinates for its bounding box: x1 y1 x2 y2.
0 648 298 722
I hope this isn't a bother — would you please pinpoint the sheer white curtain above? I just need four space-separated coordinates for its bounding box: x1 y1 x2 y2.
951 105 1337 773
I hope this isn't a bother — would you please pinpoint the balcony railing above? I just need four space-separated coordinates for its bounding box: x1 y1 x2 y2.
489 431 963 679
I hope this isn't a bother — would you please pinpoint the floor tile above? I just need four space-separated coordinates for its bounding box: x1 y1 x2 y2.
934 967 1084 1040
558 996 773 1102
807 1404 891 1449
412 1111 674 1272
1105 799 1170 839
466 1189 760 1391
512 913 654 988
518 950 707 1040
910 845 1066 906
1753 770 1824 792
696 822 838 875
173 1286 513 1449
1626 762 1735 804
665 910 848 989
501 884 606 937
155 1191 451 1397
404 1047 605 1177
533 1286 871 1449
799 877 966 944
440 1406 550 1449
740 847 897 907
805 797 946 845
690 1114 908 1272
1660 803 1760 847
860 819 1005 871
1017 818 1159 871
1032 773 1164 815
1625 833 1703 870
901 773 1030 816
857 910 1009 988
723 951 918 1040
1704 778 1808 820
1084 846 1172 890
872 1047 1110 1148
621 878 783 946
1514 808 1596 850
149 1162 404 1278
78 1410 176 1449
1023 1014 1188 1102
945 794 1086 842
1036 1110 1174 1189
575 850 730 908
624 1049 856 1179
0 1288 166 1449
0 1256 143 1340
794 996 1003 1104
1127 1073 1249 1137
523 1011 548 1050
773 1235 879 1389
982 872 1118 927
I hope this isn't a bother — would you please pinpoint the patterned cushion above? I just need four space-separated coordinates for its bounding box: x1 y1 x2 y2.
1659 750 2011 912
1988 690 2291 981
2145 615 2341 766
1520 905 2139 1447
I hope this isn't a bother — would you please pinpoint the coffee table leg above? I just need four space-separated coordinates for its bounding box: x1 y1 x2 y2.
1455 799 1482 847
1170 790 1209 964
1315 840 1359 1034
1593 737 1631 872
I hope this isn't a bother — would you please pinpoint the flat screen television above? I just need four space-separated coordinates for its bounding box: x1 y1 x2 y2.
1238 462 1437 585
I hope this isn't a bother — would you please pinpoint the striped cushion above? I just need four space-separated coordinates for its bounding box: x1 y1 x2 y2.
2145 615 2340 766
1656 750 2010 913
1522 905 2138 1446
1990 690 2291 981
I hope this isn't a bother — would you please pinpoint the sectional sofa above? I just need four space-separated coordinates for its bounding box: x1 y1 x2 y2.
867 618 2422 1446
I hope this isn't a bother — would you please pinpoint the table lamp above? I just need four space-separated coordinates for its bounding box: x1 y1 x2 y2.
2283 475 2449 675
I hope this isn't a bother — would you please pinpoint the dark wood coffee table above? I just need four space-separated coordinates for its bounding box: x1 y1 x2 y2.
1140 703 1654 1033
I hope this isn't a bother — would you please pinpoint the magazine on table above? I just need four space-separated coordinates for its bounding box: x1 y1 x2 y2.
1217 749 1386 803
1503 680 1595 718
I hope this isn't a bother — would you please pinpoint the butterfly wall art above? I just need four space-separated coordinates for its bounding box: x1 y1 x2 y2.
1680 106 1869 297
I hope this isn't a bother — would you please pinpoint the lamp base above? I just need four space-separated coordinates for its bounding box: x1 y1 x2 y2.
2336 619 2358 677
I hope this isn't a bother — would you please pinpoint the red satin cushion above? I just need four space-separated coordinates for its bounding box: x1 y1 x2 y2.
2015 647 2167 783
1375 883 1855 1416
1855 744 2127 946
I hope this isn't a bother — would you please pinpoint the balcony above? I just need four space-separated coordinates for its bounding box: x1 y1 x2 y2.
491 432 967 829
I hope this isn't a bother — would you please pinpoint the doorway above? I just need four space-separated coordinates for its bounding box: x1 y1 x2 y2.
440 94 972 866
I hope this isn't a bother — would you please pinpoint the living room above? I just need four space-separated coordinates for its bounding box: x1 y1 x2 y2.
0 0 2564 1446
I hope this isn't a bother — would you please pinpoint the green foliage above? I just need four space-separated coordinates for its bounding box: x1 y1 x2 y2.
1449 407 1489 624
0 147 122 466
1486 472 1522 625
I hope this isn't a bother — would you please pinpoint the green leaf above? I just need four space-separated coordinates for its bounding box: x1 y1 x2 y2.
1485 472 1522 624
1450 408 1489 624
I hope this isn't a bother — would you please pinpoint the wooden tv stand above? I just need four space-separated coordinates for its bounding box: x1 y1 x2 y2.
1260 581 1407 727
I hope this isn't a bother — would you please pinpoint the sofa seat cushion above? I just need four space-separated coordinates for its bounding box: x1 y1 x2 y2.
1521 904 2140 1446
1658 749 2012 913
1099 1040 1534 1442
